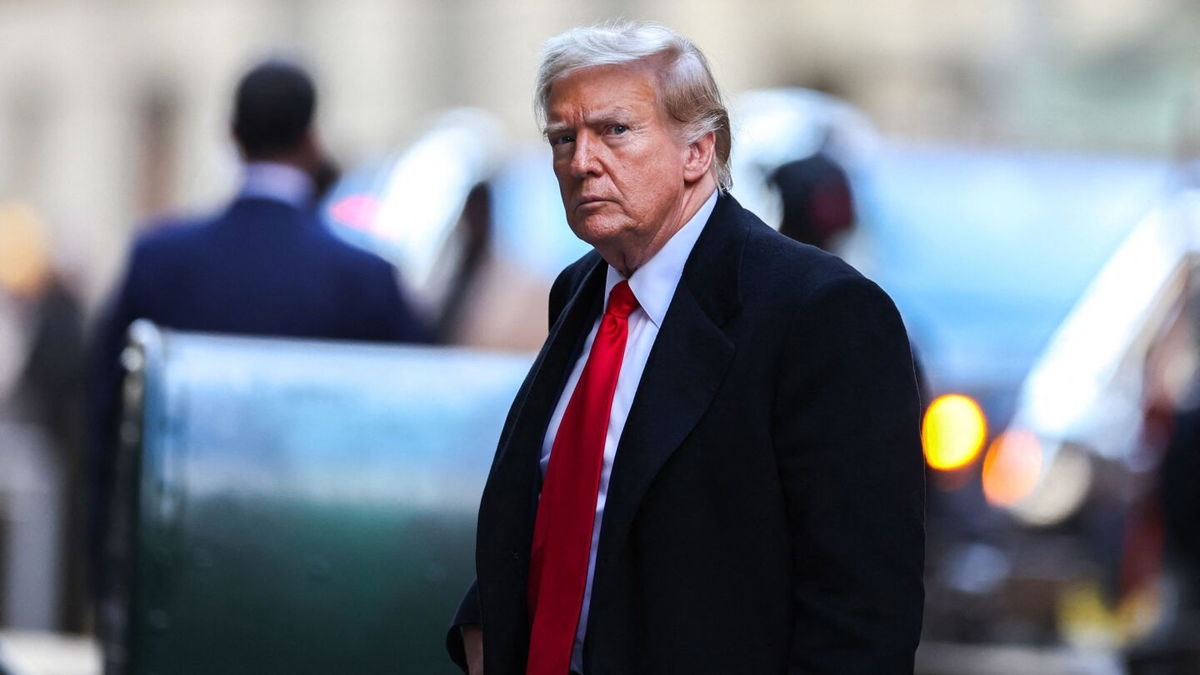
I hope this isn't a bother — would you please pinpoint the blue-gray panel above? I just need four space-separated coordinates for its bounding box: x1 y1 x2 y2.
122 322 530 675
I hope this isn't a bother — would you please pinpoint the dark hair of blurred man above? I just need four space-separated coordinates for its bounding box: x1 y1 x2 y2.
233 61 317 159
769 150 856 252
86 58 428 604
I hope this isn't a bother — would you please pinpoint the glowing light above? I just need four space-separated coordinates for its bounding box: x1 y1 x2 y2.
982 430 1043 506
1011 442 1093 527
922 394 987 471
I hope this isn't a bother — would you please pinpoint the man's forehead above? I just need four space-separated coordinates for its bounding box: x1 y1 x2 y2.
545 64 661 117
546 103 638 123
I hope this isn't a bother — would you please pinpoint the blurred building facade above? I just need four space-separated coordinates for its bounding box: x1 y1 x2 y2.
0 0 1197 312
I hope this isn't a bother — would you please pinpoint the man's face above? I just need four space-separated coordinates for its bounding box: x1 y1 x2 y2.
544 64 692 271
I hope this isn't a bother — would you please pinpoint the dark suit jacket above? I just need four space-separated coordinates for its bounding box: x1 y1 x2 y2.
450 193 924 674
88 195 427 564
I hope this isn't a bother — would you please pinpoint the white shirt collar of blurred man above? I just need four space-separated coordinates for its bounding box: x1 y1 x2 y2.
239 161 314 209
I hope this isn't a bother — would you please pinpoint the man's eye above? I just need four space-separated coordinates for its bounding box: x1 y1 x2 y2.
551 135 574 146
609 124 628 135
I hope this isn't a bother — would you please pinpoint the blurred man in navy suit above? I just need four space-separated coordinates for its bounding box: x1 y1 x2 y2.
87 59 428 583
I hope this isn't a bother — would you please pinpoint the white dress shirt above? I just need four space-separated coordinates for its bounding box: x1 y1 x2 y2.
539 188 718 673
239 161 314 209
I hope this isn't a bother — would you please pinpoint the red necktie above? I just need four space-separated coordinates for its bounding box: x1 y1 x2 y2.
526 280 640 675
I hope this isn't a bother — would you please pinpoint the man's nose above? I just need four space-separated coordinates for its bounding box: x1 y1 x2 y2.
569 133 602 178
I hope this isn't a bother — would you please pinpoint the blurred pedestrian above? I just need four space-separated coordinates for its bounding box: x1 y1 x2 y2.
16 272 88 630
17 276 86 459
0 202 90 630
87 59 428 594
768 142 856 251
447 21 924 675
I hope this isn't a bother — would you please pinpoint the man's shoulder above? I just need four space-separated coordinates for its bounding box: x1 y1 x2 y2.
306 222 398 278
128 213 213 263
730 198 894 318
751 226 862 288
134 204 392 271
716 195 862 291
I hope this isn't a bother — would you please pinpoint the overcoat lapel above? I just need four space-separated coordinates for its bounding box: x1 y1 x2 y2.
594 193 747 574
477 254 606 563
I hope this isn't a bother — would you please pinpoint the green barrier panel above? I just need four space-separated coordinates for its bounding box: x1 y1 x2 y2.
105 321 530 675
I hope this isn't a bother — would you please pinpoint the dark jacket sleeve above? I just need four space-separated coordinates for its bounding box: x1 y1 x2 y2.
772 275 925 673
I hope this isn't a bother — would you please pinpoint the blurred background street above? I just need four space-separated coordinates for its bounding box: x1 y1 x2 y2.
2 1 1200 674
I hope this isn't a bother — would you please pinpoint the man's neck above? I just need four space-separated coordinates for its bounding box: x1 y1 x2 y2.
240 161 315 208
608 176 717 278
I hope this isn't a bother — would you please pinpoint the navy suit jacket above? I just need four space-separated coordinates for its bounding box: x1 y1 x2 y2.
450 193 925 674
88 195 427 560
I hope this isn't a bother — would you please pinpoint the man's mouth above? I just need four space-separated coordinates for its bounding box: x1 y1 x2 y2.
577 196 611 209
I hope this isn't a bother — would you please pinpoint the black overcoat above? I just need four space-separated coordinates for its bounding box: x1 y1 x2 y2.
451 193 925 674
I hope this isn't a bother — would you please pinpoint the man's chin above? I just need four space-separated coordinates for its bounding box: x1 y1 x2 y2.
568 214 632 247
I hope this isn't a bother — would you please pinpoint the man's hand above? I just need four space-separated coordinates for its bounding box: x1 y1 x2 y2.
462 624 484 675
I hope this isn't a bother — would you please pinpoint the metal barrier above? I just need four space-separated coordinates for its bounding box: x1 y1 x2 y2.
102 321 530 674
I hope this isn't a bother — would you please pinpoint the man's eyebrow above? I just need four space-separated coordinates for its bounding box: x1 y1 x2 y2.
543 122 571 138
595 104 636 116
585 107 636 124
543 107 639 137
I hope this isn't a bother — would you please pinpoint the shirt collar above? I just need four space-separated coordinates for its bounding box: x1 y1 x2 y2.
604 188 719 328
239 161 315 208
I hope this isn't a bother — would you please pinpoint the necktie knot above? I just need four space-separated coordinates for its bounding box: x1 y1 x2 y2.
606 280 640 320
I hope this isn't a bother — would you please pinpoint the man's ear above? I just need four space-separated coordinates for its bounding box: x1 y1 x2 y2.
683 131 716 183
296 128 323 174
